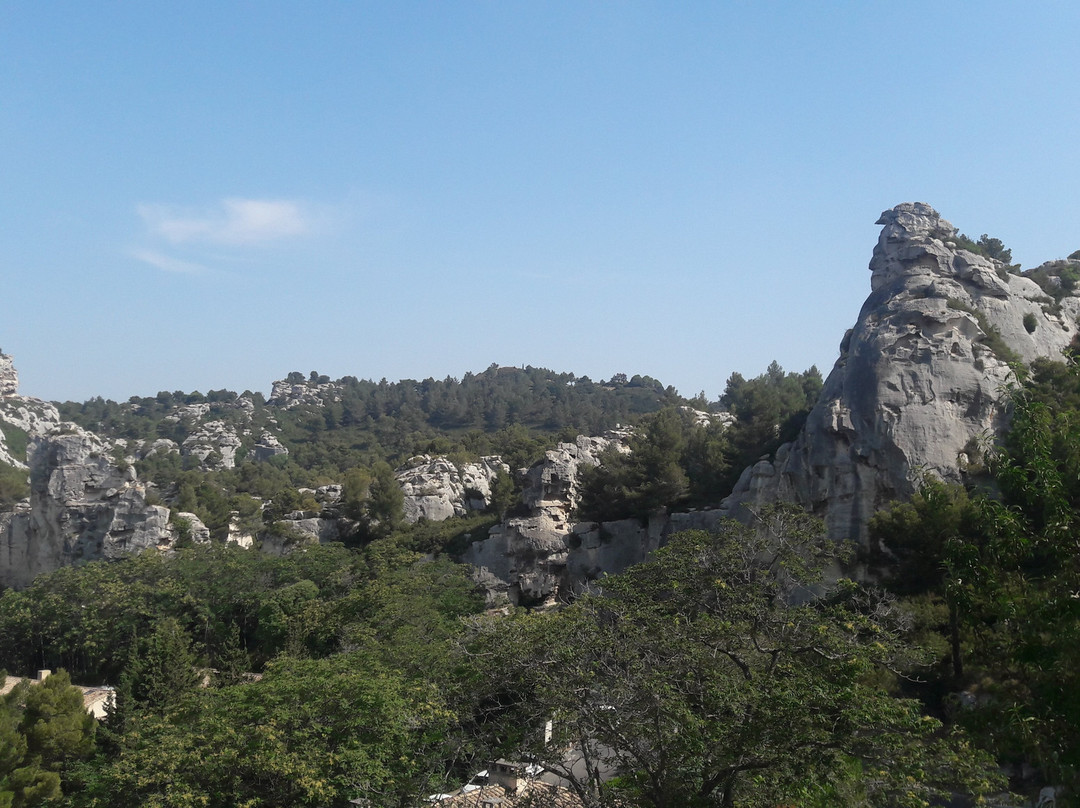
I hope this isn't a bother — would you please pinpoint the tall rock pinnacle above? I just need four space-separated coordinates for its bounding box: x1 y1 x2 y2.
723 202 1080 544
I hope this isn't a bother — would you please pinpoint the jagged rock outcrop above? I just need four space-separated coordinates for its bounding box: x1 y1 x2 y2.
172 511 211 545
181 420 243 470
396 455 510 523
251 431 288 462
460 429 695 606
0 353 178 588
268 377 343 409
156 395 284 472
466 507 728 606
722 202 1080 545
0 396 61 469
0 352 18 397
519 432 631 518
1 424 173 588
0 353 62 469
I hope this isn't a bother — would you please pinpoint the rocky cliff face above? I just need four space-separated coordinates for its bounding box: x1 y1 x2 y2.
0 351 61 469
0 353 17 397
268 377 343 409
0 424 173 588
396 455 510 523
722 202 1080 544
460 429 728 606
0 354 178 588
465 203 1080 603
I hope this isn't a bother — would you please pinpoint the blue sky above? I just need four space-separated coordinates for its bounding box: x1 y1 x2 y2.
3 2 1079 403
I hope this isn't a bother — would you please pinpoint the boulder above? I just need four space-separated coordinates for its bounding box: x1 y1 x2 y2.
268 378 343 409
172 511 211 545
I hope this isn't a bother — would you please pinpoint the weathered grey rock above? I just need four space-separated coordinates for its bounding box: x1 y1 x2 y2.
250 431 288 462
181 420 243 469
520 433 629 517
315 484 342 503
0 377 62 468
0 424 174 588
268 378 343 409
138 438 179 459
721 202 1080 545
162 402 211 423
0 353 17 397
464 508 730 607
227 514 256 549
258 520 326 555
172 511 211 544
284 517 343 543
396 455 510 523
462 429 653 605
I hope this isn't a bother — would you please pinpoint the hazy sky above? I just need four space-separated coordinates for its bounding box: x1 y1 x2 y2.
4 2 1079 403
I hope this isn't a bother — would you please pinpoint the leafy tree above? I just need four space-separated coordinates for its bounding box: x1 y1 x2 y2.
120 618 201 715
720 362 822 490
948 364 1080 789
0 671 95 808
868 478 984 680
0 464 28 511
461 507 999 807
80 655 454 808
364 461 404 539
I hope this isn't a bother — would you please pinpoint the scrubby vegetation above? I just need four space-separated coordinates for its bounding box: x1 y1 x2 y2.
10 353 1080 805
577 362 821 522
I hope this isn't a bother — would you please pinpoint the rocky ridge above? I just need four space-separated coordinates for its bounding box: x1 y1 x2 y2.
0 353 17 397
268 377 343 409
396 455 510 523
721 202 1080 544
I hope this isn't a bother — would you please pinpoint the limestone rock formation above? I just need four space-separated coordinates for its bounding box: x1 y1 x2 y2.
519 432 631 518
466 507 728 606
0 353 178 588
156 394 285 472
0 396 61 469
172 511 212 545
722 202 1080 545
460 429 685 606
0 352 62 469
251 431 288 462
268 377 343 409
0 352 18 397
396 455 510 523
181 420 244 470
1 424 173 588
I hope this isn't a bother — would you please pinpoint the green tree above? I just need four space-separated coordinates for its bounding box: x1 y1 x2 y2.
81 655 454 808
947 363 1080 790
0 671 95 808
365 461 404 539
121 618 201 714
720 363 822 490
868 478 984 680
462 507 999 807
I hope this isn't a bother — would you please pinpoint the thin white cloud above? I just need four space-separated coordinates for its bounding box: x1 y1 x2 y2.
137 198 313 246
130 248 207 274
